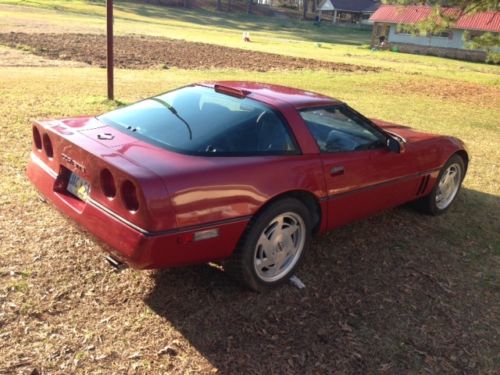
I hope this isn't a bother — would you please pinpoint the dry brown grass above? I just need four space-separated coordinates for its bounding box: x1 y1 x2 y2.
378 78 500 108
0 45 87 68
1 65 499 374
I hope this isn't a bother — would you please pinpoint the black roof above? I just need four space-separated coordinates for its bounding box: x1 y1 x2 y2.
331 0 380 12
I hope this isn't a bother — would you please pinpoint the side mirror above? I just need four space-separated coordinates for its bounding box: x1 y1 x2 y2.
386 136 406 153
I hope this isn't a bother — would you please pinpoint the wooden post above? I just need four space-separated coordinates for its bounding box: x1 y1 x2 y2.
107 0 114 100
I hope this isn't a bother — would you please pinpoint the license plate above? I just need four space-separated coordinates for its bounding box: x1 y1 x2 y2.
67 172 90 201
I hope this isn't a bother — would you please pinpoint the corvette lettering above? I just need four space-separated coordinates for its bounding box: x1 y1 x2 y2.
61 153 86 173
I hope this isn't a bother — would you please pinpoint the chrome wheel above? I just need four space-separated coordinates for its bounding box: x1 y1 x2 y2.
254 212 306 283
435 163 462 210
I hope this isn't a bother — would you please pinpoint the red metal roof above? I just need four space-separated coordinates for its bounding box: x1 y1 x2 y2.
370 5 500 32
455 11 500 32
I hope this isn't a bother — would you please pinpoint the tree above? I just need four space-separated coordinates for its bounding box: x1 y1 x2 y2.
302 0 309 19
247 0 252 15
382 1 500 62
382 1 499 13
216 0 222 11
465 31 500 63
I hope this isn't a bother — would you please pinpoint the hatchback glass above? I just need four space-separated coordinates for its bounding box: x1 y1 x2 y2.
98 86 298 156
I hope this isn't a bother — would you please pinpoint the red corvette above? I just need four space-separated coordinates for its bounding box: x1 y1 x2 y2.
27 82 468 290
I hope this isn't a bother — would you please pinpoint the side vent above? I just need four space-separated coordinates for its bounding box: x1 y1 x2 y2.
416 175 430 196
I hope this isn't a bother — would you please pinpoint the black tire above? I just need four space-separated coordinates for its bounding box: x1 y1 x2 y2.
414 154 466 215
226 198 311 292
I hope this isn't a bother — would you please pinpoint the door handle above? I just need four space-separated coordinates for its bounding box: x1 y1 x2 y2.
330 166 344 176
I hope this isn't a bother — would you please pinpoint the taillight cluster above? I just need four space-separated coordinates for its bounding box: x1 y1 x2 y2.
43 134 54 158
99 168 139 213
32 126 140 213
100 169 116 198
121 180 140 212
33 126 53 159
32 126 42 150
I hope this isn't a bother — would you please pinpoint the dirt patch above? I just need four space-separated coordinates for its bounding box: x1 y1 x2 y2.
0 32 379 72
382 79 500 107
0 45 87 67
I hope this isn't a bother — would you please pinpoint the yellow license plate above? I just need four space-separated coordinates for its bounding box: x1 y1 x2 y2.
67 172 90 201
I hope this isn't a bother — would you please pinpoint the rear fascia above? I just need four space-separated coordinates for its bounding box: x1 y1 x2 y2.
27 151 249 268
28 119 252 268
31 119 176 232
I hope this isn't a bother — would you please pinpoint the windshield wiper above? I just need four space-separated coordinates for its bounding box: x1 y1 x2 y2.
150 97 193 140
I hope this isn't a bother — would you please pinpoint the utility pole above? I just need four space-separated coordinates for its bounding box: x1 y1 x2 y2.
107 0 114 100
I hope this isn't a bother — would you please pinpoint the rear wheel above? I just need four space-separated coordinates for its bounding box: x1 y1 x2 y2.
226 198 311 291
415 154 465 215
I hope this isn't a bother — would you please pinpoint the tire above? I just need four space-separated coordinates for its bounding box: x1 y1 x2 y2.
226 198 311 292
415 154 466 215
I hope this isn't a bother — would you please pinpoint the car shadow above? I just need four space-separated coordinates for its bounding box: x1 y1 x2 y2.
143 188 499 373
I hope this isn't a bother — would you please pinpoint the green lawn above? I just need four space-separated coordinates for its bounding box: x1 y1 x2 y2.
1 0 499 84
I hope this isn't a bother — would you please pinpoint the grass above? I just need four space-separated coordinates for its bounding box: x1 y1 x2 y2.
0 1 499 85
0 66 499 373
0 1 499 373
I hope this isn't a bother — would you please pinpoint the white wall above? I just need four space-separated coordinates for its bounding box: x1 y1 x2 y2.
388 25 466 49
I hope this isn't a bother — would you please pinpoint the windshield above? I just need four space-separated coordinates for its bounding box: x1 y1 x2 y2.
98 86 298 156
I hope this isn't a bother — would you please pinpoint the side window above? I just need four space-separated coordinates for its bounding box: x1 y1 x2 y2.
300 105 387 152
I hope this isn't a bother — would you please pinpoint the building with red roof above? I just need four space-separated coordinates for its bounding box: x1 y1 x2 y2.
369 5 500 62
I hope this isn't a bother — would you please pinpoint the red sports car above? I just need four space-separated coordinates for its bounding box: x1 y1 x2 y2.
27 82 468 290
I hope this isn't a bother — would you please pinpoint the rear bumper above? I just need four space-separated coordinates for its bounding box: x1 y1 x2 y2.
27 153 249 269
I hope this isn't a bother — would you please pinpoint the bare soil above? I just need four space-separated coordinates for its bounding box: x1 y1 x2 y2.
0 32 379 72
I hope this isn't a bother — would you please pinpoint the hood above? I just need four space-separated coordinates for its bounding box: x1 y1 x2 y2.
371 119 438 143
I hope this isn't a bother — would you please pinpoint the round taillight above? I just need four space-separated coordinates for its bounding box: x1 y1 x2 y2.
121 180 139 212
33 126 42 151
100 169 116 198
42 133 53 158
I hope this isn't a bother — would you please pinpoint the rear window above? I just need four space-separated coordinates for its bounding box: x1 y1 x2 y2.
98 86 298 156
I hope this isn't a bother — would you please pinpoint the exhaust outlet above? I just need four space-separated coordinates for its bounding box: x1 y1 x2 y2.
104 255 127 271
37 193 47 203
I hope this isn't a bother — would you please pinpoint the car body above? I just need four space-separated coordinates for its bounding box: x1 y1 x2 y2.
27 82 468 290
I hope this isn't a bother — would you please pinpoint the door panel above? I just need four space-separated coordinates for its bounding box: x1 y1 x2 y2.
297 103 421 230
322 148 420 229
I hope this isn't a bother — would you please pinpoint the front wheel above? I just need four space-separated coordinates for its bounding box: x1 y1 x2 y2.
415 154 466 215
226 198 311 291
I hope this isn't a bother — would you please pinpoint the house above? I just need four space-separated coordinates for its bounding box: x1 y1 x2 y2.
370 5 500 61
318 0 380 24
